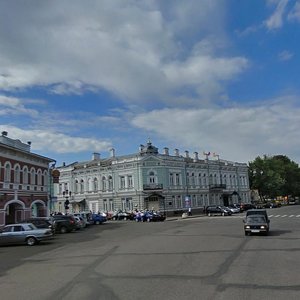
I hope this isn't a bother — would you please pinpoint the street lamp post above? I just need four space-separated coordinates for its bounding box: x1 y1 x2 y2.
62 190 72 214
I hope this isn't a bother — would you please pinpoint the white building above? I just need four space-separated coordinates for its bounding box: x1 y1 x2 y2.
52 141 250 216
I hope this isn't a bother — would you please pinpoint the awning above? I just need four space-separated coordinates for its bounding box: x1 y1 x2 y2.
71 199 86 204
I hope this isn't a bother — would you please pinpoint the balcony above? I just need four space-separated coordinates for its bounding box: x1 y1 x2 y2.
143 183 163 190
209 184 226 190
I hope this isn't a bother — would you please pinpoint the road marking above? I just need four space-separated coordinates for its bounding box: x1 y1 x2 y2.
281 215 287 217
296 215 300 217
289 215 294 217
275 215 281 217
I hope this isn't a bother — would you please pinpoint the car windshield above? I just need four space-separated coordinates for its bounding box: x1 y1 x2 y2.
246 216 266 223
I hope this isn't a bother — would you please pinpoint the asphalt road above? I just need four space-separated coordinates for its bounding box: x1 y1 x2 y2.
1 205 300 300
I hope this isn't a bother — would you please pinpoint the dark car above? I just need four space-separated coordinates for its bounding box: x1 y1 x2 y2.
20 217 55 233
51 215 77 233
206 206 232 216
246 209 270 223
243 215 270 236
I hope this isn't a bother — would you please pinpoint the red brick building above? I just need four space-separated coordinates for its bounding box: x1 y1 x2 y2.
0 131 55 226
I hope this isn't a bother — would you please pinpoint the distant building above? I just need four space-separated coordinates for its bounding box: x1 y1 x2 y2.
54 140 250 215
0 131 55 226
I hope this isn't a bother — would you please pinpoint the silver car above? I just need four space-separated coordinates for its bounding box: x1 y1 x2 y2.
0 223 53 246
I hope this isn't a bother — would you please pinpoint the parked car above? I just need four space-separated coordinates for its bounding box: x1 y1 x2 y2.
239 203 256 212
206 206 232 216
51 215 77 233
90 213 107 225
227 205 240 214
0 223 53 246
73 212 91 226
111 210 132 221
20 217 55 233
243 215 270 236
73 216 85 230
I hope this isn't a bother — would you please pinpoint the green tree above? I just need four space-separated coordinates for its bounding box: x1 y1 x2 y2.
248 155 300 200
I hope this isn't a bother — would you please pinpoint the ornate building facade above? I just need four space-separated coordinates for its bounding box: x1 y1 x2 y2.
0 132 55 226
54 141 250 215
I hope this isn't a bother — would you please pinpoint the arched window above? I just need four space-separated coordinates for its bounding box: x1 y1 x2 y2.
4 162 11 182
30 168 36 185
37 169 42 185
108 176 113 190
74 180 79 193
23 166 28 184
14 164 21 183
80 179 84 193
43 170 48 186
102 176 106 191
93 178 98 191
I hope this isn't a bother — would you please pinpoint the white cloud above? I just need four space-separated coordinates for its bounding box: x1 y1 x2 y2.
0 95 39 117
130 98 300 163
278 50 294 61
288 1 300 22
264 0 289 30
0 125 112 154
0 0 245 104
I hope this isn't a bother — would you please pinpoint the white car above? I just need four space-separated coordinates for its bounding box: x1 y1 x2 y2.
0 223 53 246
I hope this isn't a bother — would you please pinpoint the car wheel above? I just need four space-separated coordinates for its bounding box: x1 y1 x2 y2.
124 217 127 221
60 226 67 234
147 218 151 222
208 212 211 217
26 237 37 246
222 212 225 216
113 217 116 221
95 220 100 225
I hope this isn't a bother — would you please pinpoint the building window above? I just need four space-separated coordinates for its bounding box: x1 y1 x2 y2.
122 197 133 211
37 169 42 185
169 173 174 186
108 176 113 190
23 167 28 184
149 171 155 184
175 173 180 185
4 162 11 182
14 165 20 183
93 178 98 191
30 168 35 185
80 179 84 193
120 176 125 189
109 199 114 211
128 175 133 188
102 176 106 191
103 199 108 211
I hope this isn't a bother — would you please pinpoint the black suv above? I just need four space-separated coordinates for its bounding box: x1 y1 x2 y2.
20 217 55 233
51 215 77 233
206 206 232 216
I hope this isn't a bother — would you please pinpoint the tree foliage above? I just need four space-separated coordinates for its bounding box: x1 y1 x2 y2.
248 155 300 200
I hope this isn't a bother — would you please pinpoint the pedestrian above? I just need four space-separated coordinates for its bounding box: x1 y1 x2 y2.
188 207 192 216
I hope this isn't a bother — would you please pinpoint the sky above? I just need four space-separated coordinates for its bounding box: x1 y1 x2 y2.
1 0 300 166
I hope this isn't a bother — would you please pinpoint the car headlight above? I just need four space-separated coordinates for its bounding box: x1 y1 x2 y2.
245 225 250 229
260 226 266 229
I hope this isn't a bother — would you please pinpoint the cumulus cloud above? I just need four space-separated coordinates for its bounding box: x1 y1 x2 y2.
0 125 112 154
130 98 300 163
0 0 246 104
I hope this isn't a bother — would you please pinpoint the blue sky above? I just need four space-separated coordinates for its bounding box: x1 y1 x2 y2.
1 0 300 166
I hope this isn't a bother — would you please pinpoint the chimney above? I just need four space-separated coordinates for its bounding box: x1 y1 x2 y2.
92 152 100 160
174 149 179 156
193 152 199 161
1 131 7 136
27 141 31 146
139 144 145 152
110 148 115 157
185 150 189 158
163 147 169 155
